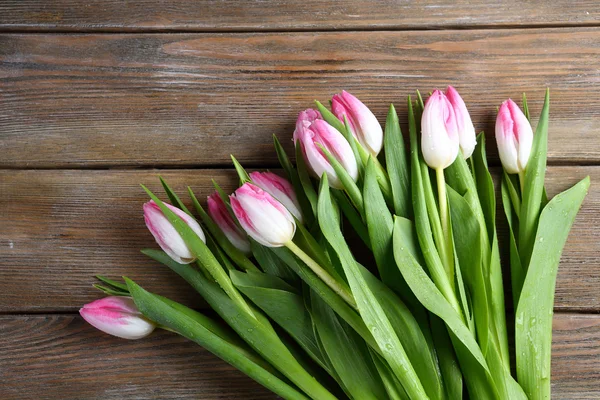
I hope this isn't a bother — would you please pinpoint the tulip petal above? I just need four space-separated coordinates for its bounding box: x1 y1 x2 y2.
80 297 155 340
495 99 533 174
207 193 251 254
421 90 460 169
250 171 303 223
143 201 206 264
446 86 477 159
332 91 383 156
231 184 296 247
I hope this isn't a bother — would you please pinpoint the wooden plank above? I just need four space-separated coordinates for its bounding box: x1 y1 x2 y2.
0 166 597 312
1 29 600 168
552 313 600 398
0 1 599 32
0 170 239 312
0 314 274 399
0 312 597 399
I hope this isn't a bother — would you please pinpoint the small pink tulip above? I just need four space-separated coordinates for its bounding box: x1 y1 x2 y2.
207 192 251 254
143 200 206 264
421 90 460 170
249 171 303 223
331 90 383 156
495 99 533 174
230 183 296 247
445 86 476 159
80 296 155 340
293 109 359 189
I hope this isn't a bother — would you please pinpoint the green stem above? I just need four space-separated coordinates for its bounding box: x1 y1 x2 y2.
436 168 454 284
285 241 357 310
518 169 526 197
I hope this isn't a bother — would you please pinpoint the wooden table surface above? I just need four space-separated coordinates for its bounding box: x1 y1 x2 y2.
1 2 600 398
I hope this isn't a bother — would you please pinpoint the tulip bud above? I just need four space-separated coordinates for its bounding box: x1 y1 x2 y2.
143 200 206 264
249 171 303 223
421 90 460 170
331 90 383 156
80 296 155 340
230 183 296 247
495 99 533 174
207 193 251 254
293 109 359 189
445 86 476 159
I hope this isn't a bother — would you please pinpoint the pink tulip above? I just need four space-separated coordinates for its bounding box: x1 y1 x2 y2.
249 171 303 223
421 90 460 170
230 183 296 247
495 99 533 174
445 86 476 159
331 90 383 156
80 296 155 340
207 192 251 254
143 200 206 264
293 109 359 189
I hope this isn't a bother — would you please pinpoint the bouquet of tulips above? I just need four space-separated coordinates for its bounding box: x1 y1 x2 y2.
81 87 589 400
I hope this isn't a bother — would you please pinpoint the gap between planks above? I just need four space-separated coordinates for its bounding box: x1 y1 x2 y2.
2 22 600 34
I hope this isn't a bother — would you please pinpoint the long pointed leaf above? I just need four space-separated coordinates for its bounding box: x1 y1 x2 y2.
318 175 428 399
393 217 499 399
148 252 338 400
230 270 332 377
384 104 412 219
516 176 590 400
311 290 387 400
159 176 192 216
519 89 550 270
124 279 309 400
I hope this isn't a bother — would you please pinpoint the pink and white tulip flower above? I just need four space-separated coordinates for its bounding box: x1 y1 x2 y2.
80 296 155 340
207 192 251 254
230 183 296 247
293 109 359 189
331 90 383 156
495 99 533 174
143 200 206 264
249 171 303 223
421 90 460 170
445 86 477 159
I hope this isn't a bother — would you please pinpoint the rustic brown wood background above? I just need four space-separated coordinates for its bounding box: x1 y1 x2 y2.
1 2 599 399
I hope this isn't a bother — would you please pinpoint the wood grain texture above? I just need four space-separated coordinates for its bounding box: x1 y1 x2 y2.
0 166 596 312
0 170 240 312
0 1 599 31
2 29 600 168
0 314 274 399
0 313 596 399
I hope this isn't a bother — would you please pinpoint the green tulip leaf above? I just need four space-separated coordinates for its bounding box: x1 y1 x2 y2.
318 175 428 399
393 217 499 399
145 250 338 400
516 176 590 400
315 100 346 134
318 144 364 217
230 155 251 185
294 143 318 221
159 176 192 216
230 269 334 377
519 89 550 271
384 104 412 219
311 290 387 400
124 278 309 400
